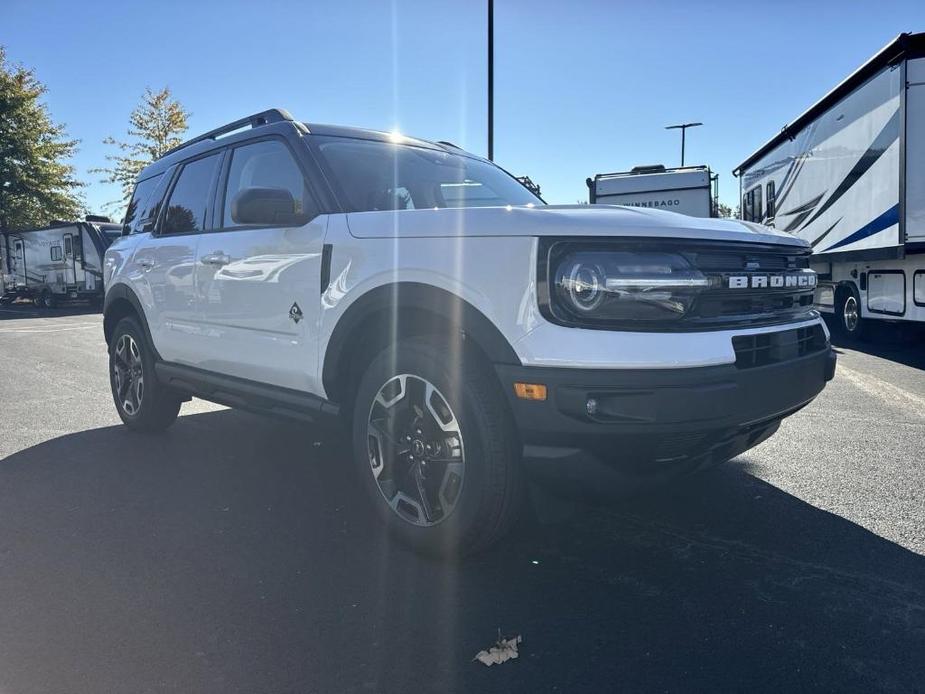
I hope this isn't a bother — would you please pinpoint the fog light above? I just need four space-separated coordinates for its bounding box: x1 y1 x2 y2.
586 398 598 416
514 383 547 401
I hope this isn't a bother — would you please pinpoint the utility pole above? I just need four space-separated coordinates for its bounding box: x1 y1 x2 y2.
665 122 702 166
488 0 494 161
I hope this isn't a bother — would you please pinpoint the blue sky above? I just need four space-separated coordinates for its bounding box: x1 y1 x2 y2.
3 0 924 215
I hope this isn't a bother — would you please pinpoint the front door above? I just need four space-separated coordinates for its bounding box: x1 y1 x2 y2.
63 233 77 286
13 240 26 286
193 138 326 391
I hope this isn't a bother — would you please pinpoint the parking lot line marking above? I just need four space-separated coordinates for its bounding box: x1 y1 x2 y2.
837 364 925 419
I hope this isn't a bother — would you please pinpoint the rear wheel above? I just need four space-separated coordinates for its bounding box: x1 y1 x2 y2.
351 337 523 556
836 287 866 340
109 317 181 432
33 292 46 308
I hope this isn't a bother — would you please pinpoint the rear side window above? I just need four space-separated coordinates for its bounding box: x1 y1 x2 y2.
124 173 164 233
50 246 62 261
221 140 316 227
161 154 221 235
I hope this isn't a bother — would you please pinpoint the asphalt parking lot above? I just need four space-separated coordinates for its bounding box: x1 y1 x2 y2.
0 304 923 693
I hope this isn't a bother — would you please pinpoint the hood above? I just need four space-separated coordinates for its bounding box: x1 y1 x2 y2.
345 204 807 247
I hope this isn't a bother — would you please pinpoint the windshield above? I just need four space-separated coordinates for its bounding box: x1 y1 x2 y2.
310 136 543 212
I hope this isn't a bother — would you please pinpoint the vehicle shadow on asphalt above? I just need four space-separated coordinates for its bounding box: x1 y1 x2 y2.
827 316 925 371
0 408 922 693
0 303 101 321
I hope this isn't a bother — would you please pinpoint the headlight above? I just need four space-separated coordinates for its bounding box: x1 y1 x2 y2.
549 248 710 325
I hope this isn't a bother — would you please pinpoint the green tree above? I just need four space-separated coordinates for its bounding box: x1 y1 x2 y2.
0 46 84 232
94 87 189 212
716 202 734 218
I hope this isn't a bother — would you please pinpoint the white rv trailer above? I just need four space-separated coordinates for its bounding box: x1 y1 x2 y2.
1 217 121 307
587 165 717 217
733 32 925 338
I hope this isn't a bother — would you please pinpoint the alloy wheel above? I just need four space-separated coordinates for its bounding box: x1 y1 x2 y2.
113 334 145 416
366 374 465 527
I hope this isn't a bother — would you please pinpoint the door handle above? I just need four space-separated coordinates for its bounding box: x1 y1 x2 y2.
136 257 155 270
200 252 231 266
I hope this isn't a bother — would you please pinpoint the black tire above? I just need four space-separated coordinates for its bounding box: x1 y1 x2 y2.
835 286 866 341
109 316 181 433
33 292 46 308
44 291 58 309
351 336 524 557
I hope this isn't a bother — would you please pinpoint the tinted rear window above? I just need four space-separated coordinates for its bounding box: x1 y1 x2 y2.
124 173 164 232
161 154 221 234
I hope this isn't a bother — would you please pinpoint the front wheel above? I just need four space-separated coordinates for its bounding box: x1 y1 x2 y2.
351 337 524 557
109 317 181 432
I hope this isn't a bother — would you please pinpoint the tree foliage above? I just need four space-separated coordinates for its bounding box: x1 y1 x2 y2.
0 46 84 232
716 202 735 218
94 87 189 212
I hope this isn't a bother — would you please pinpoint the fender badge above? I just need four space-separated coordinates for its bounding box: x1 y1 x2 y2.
289 302 303 323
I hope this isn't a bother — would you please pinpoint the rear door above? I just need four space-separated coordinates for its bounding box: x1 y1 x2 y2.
192 137 326 391
129 153 222 363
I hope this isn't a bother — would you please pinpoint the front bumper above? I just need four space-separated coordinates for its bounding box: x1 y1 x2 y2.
496 341 836 477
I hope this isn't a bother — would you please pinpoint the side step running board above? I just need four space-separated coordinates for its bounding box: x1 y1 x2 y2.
155 362 340 423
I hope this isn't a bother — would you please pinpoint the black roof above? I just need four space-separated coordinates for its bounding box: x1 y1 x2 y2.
733 32 925 176
136 108 474 182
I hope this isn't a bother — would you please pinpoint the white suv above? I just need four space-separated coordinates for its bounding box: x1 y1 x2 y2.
103 109 836 555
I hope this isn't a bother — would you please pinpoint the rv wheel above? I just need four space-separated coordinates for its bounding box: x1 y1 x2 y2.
43 291 58 309
34 293 46 308
835 287 866 341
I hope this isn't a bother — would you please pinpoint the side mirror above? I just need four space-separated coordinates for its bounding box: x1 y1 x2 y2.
231 187 308 226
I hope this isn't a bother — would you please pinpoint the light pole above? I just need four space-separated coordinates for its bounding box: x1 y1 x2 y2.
488 0 494 161
665 122 702 167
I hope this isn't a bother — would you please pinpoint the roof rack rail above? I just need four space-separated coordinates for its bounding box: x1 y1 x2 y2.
161 108 303 158
436 140 464 151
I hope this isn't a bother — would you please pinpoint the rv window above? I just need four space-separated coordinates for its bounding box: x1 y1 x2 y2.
161 154 221 235
64 236 72 257
743 189 753 221
766 181 776 218
50 246 62 262
753 186 763 222
124 173 165 233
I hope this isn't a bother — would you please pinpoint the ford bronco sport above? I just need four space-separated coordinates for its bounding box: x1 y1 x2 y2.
103 109 836 555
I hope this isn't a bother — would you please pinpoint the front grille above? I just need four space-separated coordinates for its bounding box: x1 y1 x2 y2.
683 245 816 328
732 325 828 369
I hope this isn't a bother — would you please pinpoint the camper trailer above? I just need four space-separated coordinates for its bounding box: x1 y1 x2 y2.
734 32 925 338
1 217 121 308
587 165 718 217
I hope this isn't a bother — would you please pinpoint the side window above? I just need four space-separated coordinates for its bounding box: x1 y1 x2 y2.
124 173 164 233
222 139 317 227
753 185 763 221
64 236 73 257
50 246 62 261
743 189 754 221
766 181 776 218
161 154 221 235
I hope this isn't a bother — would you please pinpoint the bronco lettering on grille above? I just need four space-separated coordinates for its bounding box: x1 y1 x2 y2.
727 273 817 289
